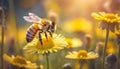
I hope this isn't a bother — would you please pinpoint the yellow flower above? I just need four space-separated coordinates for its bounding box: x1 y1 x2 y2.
66 38 82 48
23 34 68 55
65 50 98 59
92 12 120 32
3 54 37 69
63 18 92 33
106 41 116 54
92 12 120 23
24 52 43 62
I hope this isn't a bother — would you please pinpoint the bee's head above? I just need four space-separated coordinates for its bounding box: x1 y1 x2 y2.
40 19 52 29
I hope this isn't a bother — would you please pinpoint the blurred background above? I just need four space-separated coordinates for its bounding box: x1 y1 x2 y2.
1 0 120 69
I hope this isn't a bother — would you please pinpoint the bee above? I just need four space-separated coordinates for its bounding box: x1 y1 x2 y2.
23 12 56 45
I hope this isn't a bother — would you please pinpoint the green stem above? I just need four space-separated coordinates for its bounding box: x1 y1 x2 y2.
79 60 85 69
80 63 83 69
46 54 50 69
1 7 5 69
117 43 120 69
118 44 120 69
37 54 40 69
102 27 109 69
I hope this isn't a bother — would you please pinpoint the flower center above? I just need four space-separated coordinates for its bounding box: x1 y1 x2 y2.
104 14 116 19
77 50 88 58
13 56 27 64
37 37 54 49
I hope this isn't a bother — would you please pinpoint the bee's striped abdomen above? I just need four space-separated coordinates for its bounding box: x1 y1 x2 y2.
26 23 39 42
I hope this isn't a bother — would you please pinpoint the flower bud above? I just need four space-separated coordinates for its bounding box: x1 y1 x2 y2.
84 34 92 50
95 42 104 57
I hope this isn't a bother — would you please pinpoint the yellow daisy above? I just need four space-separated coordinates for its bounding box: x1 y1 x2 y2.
65 38 82 48
24 52 43 62
63 18 92 33
65 50 98 60
3 54 37 69
23 34 68 55
92 12 120 32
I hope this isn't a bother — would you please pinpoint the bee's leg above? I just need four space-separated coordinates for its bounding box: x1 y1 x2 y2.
44 32 48 39
50 27 55 33
51 22 56 33
48 30 52 37
38 31 43 45
46 25 52 37
47 25 50 30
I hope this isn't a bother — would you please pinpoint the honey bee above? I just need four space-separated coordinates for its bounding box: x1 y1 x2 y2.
23 12 56 45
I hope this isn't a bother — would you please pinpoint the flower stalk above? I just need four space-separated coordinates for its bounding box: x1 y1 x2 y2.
79 60 85 69
37 54 40 69
118 44 120 58
0 7 5 69
80 63 83 69
102 25 110 69
80 62 83 69
118 44 120 69
46 54 50 69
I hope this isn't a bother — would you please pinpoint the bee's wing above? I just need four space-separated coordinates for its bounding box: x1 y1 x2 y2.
23 12 41 23
23 16 35 22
